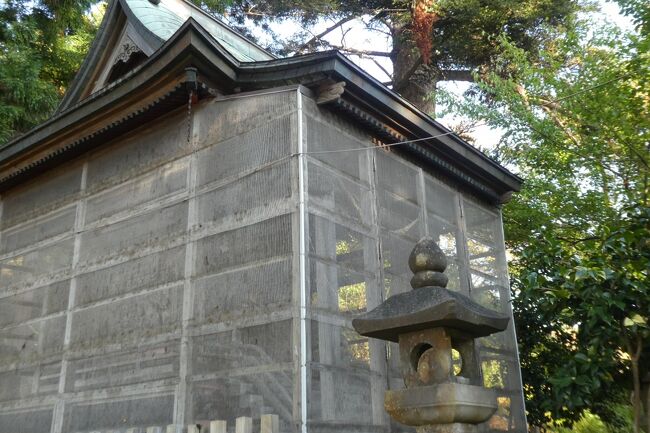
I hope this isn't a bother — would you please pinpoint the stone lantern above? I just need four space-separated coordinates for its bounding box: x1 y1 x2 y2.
353 237 510 433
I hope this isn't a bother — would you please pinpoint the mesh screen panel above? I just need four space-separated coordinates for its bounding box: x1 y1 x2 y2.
0 89 525 433
0 92 299 433
300 96 526 433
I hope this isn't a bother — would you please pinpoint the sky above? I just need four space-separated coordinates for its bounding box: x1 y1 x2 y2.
244 0 636 150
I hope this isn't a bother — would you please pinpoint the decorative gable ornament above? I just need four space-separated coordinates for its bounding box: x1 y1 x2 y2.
114 36 143 64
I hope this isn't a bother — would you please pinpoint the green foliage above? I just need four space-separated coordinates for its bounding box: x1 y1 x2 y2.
439 4 650 429
517 207 650 422
553 411 612 433
417 0 581 72
204 0 584 113
550 406 635 433
615 0 650 33
0 0 101 145
604 404 636 433
0 26 59 144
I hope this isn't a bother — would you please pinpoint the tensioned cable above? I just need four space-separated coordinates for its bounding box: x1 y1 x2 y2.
290 124 487 156
547 73 631 104
289 73 633 157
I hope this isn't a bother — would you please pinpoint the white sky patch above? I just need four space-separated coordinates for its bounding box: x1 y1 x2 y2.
246 15 394 82
596 1 636 31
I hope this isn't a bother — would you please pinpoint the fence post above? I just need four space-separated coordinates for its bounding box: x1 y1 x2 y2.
235 417 252 433
260 414 279 433
210 420 227 433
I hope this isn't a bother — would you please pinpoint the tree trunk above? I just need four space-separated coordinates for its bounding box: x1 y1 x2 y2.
645 380 649 433
645 385 650 433
390 26 438 116
628 336 643 433
634 356 642 433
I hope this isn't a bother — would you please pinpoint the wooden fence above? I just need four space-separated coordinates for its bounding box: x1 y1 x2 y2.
80 414 280 433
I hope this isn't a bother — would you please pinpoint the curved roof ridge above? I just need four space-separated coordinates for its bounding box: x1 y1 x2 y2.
121 0 275 62
57 0 275 111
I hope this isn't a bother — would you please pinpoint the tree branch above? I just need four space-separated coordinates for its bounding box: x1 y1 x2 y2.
243 11 267 17
392 55 423 91
340 26 352 47
296 15 357 54
371 58 393 81
540 105 582 148
439 69 475 82
326 44 392 57
294 8 397 55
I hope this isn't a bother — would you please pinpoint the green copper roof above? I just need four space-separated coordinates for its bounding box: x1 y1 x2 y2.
123 0 275 62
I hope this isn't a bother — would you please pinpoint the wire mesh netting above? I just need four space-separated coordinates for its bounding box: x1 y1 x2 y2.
0 88 526 433
301 95 526 433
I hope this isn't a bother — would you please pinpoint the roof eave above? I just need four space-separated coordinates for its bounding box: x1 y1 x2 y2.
237 52 522 196
0 19 237 169
1 20 522 202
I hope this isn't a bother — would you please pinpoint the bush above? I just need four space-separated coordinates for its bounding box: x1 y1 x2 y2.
553 411 610 433
604 405 635 433
549 407 635 433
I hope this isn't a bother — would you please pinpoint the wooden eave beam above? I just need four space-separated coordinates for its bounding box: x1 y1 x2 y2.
0 20 240 187
0 19 522 203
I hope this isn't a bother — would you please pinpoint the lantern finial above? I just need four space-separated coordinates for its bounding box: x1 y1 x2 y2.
408 236 448 289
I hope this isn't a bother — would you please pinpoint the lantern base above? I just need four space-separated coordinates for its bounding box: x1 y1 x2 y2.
384 383 497 427
416 423 477 433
